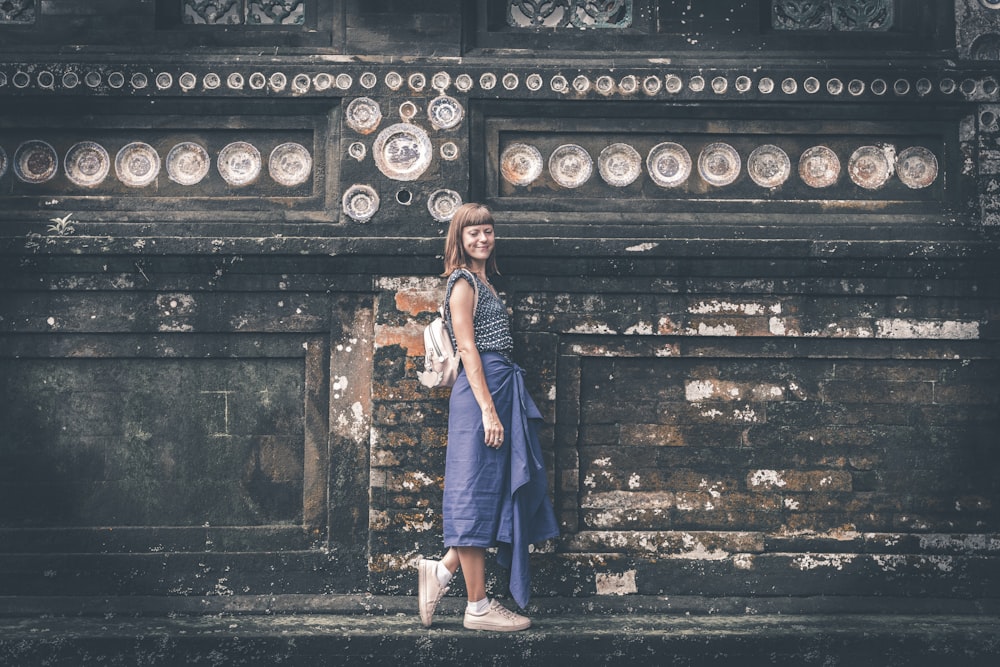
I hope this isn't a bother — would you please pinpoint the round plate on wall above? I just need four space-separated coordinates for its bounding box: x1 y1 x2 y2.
598 143 642 187
798 146 840 188
698 142 741 187
64 141 110 188
343 184 380 222
166 142 210 186
896 146 938 189
269 142 313 187
646 142 691 188
373 123 432 182
548 143 593 189
848 145 893 190
115 142 160 188
217 141 262 187
500 143 543 187
14 140 59 184
747 144 791 188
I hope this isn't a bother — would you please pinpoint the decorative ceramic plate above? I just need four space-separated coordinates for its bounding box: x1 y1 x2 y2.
385 71 403 91
440 142 459 161
427 188 463 222
427 95 464 130
747 144 791 188
268 142 312 187
548 144 593 189
798 146 840 188
455 73 473 92
398 101 418 121
848 145 893 190
64 141 110 188
0 145 7 180
896 146 938 189
14 140 59 184
348 141 367 162
372 123 432 182
646 141 691 188
500 143 543 187
165 141 210 186
431 71 451 91
346 97 382 135
217 141 261 187
342 184 379 222
698 142 741 187
598 143 642 187
115 141 160 187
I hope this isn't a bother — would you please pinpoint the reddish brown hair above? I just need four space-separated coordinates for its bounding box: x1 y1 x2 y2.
441 202 500 276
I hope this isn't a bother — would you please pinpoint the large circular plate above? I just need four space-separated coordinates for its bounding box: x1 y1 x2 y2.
848 145 893 190
598 142 642 187
269 142 312 187
14 140 59 184
345 97 382 135
698 142 741 187
115 141 160 187
166 141 210 186
548 143 593 188
342 184 380 222
798 146 840 188
747 144 791 188
64 141 110 188
372 123 432 182
896 146 938 189
500 143 543 186
646 141 691 188
427 188 463 222
217 141 261 187
427 95 464 130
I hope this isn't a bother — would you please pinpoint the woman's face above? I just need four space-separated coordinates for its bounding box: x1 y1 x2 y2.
462 224 495 265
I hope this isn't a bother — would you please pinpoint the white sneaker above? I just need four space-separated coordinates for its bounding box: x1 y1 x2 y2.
418 559 449 627
463 599 531 632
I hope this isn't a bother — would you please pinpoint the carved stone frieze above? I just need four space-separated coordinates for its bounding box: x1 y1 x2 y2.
183 0 304 26
0 0 35 24
507 0 632 29
773 0 893 31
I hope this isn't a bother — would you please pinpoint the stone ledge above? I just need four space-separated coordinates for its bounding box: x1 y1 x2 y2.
0 599 998 667
3 593 1000 617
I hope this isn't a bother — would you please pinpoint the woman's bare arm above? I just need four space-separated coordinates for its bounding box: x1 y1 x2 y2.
450 277 504 449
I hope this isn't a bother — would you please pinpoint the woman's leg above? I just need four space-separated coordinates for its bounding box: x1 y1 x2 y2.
441 547 461 575
455 546 487 602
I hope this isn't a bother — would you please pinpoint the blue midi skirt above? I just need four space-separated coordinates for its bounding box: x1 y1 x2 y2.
443 351 559 608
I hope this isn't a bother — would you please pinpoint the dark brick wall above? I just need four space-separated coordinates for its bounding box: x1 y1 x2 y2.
369 243 999 600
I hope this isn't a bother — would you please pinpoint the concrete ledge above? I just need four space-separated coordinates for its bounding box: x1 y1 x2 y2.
1 597 998 667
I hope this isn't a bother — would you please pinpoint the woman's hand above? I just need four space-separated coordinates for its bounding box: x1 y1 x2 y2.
482 406 504 449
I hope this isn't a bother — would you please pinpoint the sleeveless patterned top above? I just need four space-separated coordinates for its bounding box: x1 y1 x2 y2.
444 269 514 359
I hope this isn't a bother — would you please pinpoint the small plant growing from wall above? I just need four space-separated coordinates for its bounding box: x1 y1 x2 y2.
46 213 75 236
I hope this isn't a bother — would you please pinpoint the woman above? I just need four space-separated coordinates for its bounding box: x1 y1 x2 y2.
418 203 559 631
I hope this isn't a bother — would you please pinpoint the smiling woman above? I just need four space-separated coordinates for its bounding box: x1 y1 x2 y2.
417 203 559 633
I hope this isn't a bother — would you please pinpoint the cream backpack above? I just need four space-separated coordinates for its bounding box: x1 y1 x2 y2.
418 270 479 389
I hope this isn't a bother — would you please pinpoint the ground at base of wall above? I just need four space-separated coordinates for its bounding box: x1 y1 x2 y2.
1 596 998 667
